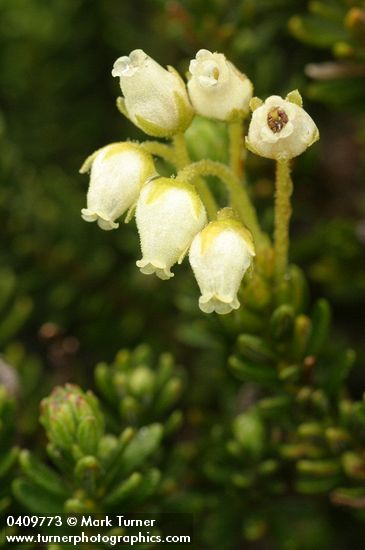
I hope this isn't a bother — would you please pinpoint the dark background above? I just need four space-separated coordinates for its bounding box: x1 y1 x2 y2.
0 1 365 548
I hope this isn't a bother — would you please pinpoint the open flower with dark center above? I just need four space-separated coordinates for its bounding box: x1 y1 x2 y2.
267 107 289 133
246 93 319 160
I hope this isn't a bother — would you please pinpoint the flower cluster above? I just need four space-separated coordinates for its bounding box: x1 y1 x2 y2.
80 49 319 314
111 49 253 133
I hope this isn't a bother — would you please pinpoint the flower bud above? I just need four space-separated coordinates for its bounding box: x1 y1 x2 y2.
40 384 104 455
246 91 319 160
112 49 193 137
189 208 255 314
128 367 156 398
187 49 253 122
80 142 156 231
136 177 207 280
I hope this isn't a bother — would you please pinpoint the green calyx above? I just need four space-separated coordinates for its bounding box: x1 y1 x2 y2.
249 97 263 112
286 89 303 107
199 208 255 255
145 177 204 218
134 91 193 138
79 141 155 176
226 107 250 123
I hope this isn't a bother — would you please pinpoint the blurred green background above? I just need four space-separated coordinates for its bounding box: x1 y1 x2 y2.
1 0 365 548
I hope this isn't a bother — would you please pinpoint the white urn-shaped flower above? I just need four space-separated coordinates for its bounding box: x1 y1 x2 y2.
112 49 193 137
80 142 156 230
187 49 253 122
136 177 207 280
189 208 255 314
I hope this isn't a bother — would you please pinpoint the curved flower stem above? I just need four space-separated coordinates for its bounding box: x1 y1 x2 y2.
141 141 175 164
228 121 244 179
177 159 266 248
172 134 218 220
274 159 293 284
172 133 190 169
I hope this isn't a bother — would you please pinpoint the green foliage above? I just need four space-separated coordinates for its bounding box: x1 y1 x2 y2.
0 387 18 517
289 1 365 110
95 344 184 432
15 383 164 515
173 257 365 548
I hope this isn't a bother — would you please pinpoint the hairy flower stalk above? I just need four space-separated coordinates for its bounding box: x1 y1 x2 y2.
246 91 319 284
229 121 245 179
172 133 218 221
177 159 265 248
274 159 293 283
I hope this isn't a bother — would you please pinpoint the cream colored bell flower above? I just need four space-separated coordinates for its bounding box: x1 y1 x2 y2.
246 91 319 160
80 143 156 231
189 209 255 315
136 177 207 280
187 49 253 122
112 49 193 137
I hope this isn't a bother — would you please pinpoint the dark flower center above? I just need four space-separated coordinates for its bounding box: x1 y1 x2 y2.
267 107 289 133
